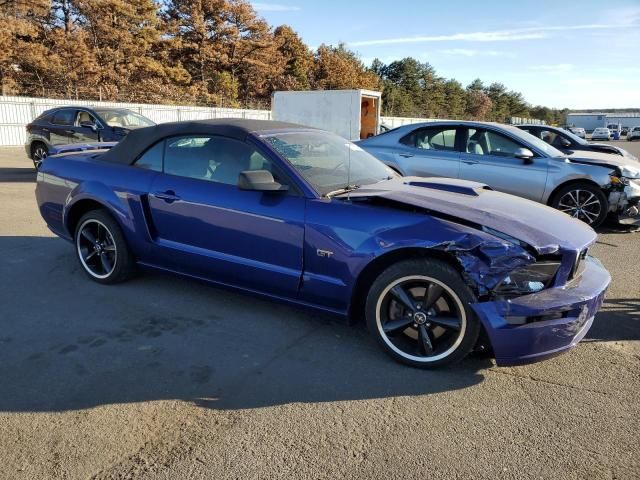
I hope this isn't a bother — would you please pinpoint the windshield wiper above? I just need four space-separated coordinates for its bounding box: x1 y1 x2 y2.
325 184 361 198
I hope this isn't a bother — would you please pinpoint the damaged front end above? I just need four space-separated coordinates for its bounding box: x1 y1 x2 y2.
608 166 640 226
342 177 611 365
394 218 609 367
450 229 610 366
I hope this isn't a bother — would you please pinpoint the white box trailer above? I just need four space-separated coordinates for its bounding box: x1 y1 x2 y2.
271 89 382 141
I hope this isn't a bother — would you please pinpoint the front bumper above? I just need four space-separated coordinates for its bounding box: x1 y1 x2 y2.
471 256 610 366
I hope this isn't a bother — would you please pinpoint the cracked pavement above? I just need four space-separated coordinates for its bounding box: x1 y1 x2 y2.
0 145 638 479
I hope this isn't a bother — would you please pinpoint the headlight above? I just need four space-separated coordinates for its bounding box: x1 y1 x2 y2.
619 165 640 179
494 262 561 296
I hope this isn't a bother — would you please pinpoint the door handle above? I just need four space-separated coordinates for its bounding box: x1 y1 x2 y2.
152 190 181 203
399 153 414 158
461 160 479 165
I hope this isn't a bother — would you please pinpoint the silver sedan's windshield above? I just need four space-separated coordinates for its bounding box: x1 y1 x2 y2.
501 125 565 157
262 131 394 196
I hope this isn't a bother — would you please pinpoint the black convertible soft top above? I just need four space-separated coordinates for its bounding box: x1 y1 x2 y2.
100 118 308 165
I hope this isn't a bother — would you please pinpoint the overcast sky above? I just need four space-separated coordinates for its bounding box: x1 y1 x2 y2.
251 0 640 109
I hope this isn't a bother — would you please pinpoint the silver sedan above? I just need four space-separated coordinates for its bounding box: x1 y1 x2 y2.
358 121 640 227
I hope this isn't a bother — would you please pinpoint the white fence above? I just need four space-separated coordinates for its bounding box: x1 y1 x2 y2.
380 116 437 129
0 95 272 146
0 95 438 146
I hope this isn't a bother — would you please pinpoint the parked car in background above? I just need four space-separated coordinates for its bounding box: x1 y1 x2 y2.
591 127 611 141
518 124 637 160
25 106 155 168
607 123 621 140
567 127 586 139
627 126 640 141
358 121 640 227
35 119 611 368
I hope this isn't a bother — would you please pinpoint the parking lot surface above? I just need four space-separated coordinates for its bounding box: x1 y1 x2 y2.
1 143 639 479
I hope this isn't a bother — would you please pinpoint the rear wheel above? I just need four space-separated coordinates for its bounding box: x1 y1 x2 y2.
74 209 134 284
365 258 480 368
551 183 608 227
31 142 48 169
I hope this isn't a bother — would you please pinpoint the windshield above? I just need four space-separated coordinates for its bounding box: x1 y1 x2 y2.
95 109 155 128
502 125 565 157
262 131 394 196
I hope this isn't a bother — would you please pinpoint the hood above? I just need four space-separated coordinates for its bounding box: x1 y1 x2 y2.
586 143 637 161
342 177 596 255
565 150 640 176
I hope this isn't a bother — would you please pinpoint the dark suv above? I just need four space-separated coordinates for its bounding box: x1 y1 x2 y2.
25 106 155 168
516 124 636 160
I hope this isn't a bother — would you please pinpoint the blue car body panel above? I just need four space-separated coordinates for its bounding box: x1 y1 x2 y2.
35 122 611 366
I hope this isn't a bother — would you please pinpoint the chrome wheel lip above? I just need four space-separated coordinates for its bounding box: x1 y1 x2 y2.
76 219 117 279
375 275 467 363
557 189 602 225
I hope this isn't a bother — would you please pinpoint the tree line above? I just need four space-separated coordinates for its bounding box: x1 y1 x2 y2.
0 0 567 123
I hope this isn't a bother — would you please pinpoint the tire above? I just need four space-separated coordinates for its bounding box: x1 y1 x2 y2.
30 142 48 169
550 182 608 228
74 209 134 284
365 258 481 368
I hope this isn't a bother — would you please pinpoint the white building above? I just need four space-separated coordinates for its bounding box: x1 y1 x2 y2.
566 112 640 132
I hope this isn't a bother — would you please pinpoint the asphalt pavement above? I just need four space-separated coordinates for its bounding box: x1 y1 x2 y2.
0 143 638 479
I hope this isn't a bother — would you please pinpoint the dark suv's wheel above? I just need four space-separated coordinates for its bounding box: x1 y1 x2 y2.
365 258 481 368
31 142 48 169
74 209 134 284
551 183 608 227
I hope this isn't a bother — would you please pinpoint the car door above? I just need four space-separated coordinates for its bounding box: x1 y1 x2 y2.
145 134 306 297
49 109 78 145
394 125 461 178
74 110 101 143
458 127 549 201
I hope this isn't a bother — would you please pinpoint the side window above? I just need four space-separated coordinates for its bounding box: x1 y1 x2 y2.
400 127 457 151
539 129 559 146
76 111 98 126
466 129 523 157
51 110 76 126
164 135 281 186
135 141 164 171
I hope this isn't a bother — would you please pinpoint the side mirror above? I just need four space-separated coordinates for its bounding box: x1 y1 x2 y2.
514 147 534 164
238 170 289 192
80 121 98 132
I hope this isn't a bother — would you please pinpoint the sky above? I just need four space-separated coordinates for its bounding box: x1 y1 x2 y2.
250 0 640 109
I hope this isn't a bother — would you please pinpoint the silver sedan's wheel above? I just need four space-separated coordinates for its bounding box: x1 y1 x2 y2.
555 186 607 226
76 219 118 279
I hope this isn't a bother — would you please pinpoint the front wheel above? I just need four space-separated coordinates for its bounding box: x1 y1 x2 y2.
365 258 481 368
551 183 608 227
74 209 134 284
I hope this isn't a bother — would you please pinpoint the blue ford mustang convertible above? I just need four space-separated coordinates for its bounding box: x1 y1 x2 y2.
35 119 611 368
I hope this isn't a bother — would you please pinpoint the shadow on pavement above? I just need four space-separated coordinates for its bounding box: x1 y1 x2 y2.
586 298 640 343
0 236 490 413
0 167 36 183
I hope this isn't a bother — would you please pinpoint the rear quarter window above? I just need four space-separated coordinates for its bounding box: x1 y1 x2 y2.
51 110 76 126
